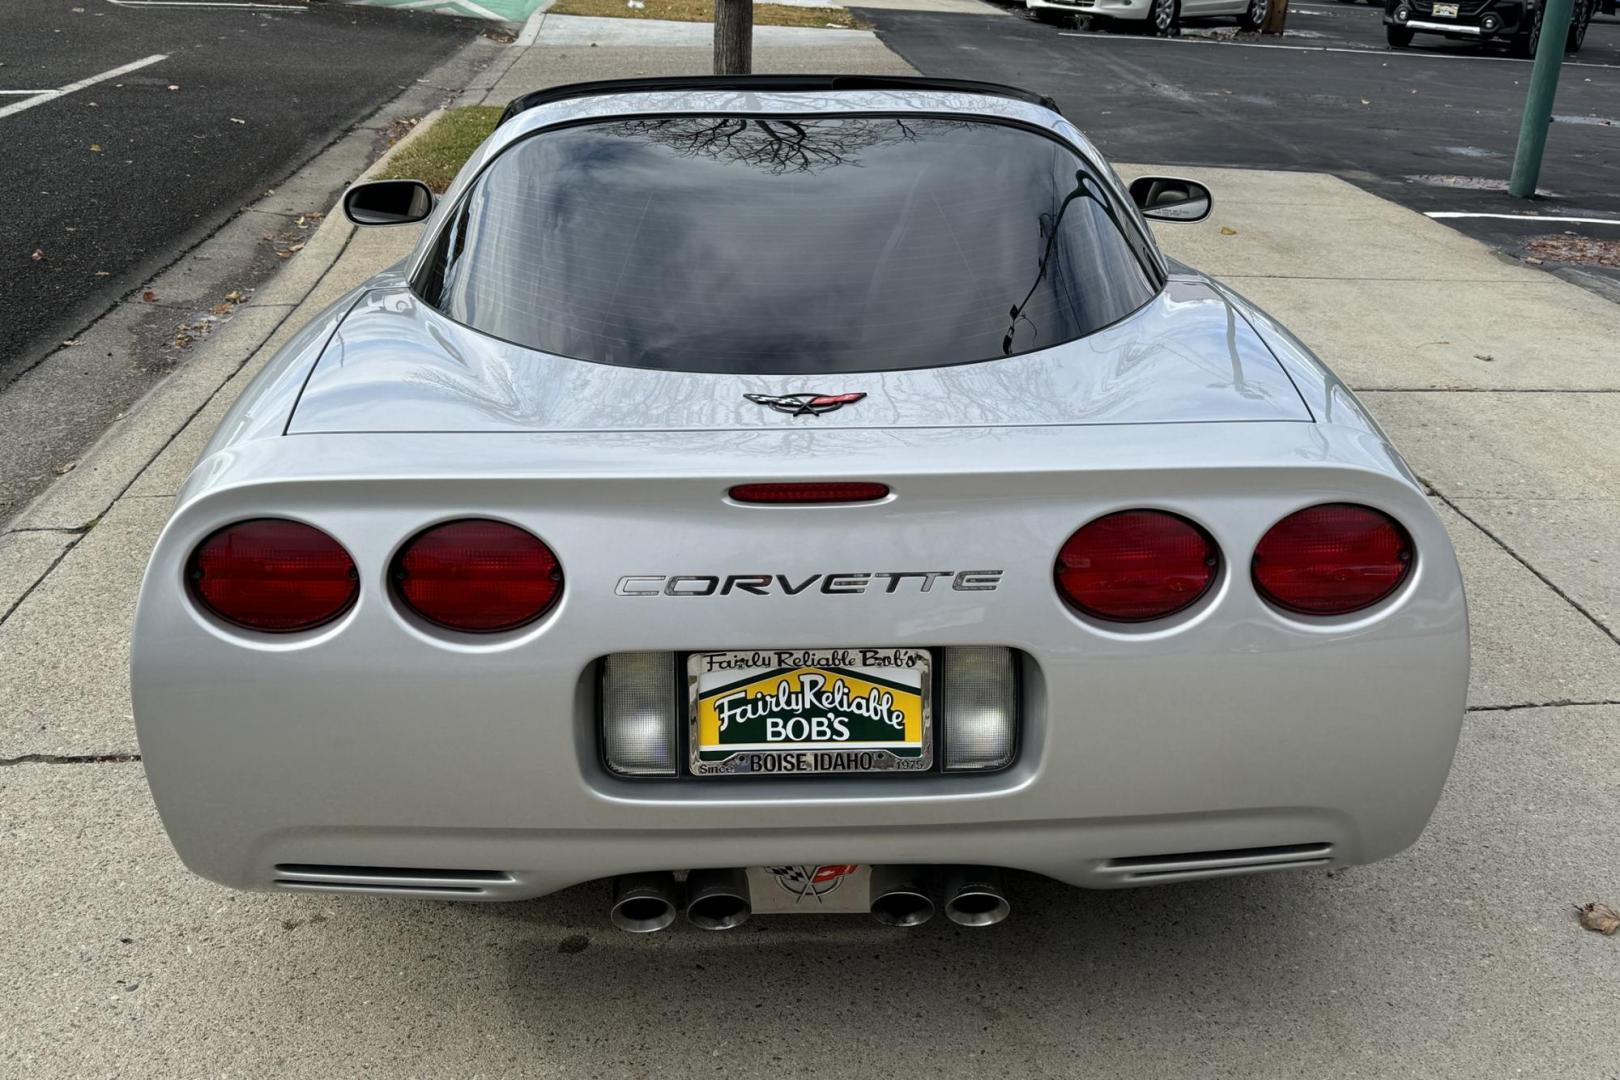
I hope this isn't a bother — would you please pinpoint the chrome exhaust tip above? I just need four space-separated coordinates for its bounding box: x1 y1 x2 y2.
943 867 1010 928
609 872 679 933
684 868 752 931
869 866 936 927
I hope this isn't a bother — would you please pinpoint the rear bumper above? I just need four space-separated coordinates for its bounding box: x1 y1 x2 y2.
132 424 1469 902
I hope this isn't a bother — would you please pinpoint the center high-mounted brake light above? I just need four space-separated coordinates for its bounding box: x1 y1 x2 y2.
729 482 890 504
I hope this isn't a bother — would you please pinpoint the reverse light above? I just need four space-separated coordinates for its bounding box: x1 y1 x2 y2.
187 519 357 633
1055 510 1219 622
729 482 890 504
601 652 678 777
392 519 562 632
1252 504 1413 616
941 647 1017 772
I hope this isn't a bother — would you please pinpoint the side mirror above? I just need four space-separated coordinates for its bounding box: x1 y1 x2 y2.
1129 176 1213 223
342 179 435 226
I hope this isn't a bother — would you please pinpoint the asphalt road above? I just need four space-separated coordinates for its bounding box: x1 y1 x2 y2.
0 0 478 518
859 1 1620 271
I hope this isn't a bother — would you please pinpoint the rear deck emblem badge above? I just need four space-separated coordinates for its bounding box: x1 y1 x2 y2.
766 864 859 902
746 392 866 416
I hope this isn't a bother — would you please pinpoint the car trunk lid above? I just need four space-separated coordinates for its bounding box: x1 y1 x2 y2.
286 280 1311 435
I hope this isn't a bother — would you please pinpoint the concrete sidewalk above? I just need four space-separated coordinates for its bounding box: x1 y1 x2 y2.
3 23 1618 1078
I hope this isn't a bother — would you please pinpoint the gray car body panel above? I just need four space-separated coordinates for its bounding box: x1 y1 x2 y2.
133 86 1468 903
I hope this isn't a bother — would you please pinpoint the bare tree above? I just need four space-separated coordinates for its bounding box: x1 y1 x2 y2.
714 0 753 73
617 115 925 174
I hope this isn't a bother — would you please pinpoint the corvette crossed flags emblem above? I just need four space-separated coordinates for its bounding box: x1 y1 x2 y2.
745 392 866 417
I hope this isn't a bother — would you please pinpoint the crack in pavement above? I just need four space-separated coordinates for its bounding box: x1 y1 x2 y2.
1424 478 1620 650
1 752 142 767
1468 699 1620 712
1358 387 1620 394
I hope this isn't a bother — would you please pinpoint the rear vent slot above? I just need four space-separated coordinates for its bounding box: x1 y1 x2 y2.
1100 843 1333 882
272 864 515 896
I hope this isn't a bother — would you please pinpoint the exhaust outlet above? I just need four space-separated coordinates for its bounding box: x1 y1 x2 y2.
609 872 679 933
684 868 752 931
943 867 1010 927
868 866 936 927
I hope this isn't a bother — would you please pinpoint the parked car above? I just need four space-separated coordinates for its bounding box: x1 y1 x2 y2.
132 75 1468 933
1027 0 1272 35
1384 0 1594 54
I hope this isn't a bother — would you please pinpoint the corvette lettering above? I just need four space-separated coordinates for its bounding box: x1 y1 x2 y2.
614 571 1002 596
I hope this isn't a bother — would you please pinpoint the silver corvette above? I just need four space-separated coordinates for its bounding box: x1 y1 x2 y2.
132 76 1469 932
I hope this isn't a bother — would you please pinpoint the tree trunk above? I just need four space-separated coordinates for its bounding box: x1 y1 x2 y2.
714 0 753 74
1260 0 1288 35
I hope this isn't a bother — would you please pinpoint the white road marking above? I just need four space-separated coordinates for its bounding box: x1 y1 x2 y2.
1054 30 1620 70
0 90 55 95
1426 211 1620 225
0 54 168 121
105 0 306 8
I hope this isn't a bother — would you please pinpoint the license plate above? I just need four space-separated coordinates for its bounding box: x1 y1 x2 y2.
1432 3 1458 15
688 648 932 776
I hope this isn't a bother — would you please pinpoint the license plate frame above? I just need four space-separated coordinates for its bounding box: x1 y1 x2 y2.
687 648 933 777
1432 3 1459 16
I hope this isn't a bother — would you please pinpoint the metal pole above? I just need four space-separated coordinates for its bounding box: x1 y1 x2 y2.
1508 0 1575 197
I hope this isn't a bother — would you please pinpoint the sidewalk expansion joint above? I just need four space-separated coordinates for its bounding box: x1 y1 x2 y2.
1424 480 1620 650
1467 700 1620 713
0 752 142 768
1357 387 1620 394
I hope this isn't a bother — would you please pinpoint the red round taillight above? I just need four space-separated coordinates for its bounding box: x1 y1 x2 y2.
187 519 358 632
1252 504 1413 616
1055 510 1218 622
392 519 562 632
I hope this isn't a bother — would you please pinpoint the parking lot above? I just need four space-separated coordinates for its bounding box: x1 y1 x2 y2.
864 0 1620 279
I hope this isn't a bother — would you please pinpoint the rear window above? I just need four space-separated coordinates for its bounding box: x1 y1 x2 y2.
415 115 1158 374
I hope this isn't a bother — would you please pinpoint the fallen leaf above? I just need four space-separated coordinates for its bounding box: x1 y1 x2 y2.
1576 902 1620 935
224 289 243 302
54 462 76 476
1219 226 1238 236
211 302 234 317
89 143 102 152
62 339 80 347
1473 353 1494 362
141 289 157 302
1525 256 1544 266
229 117 246 125
1360 98 1370 106
31 248 44 261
